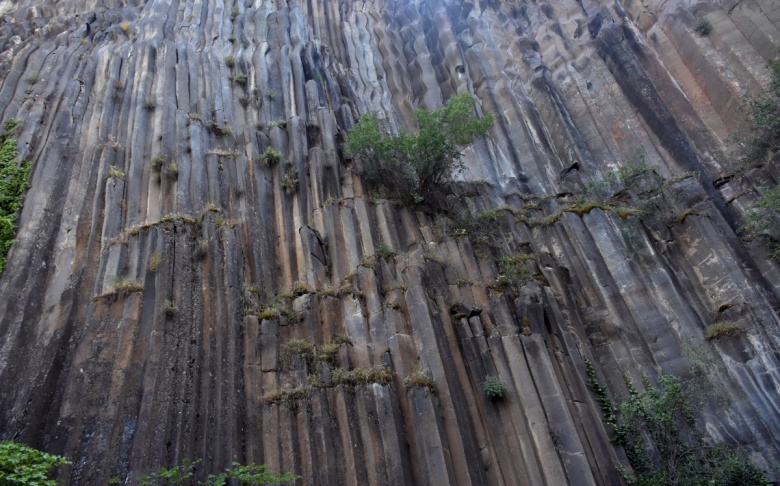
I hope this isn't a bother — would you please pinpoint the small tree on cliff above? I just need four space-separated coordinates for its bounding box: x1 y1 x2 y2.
346 93 493 207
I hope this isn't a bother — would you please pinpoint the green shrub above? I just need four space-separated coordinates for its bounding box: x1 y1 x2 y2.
230 6 240 19
0 441 70 485
224 54 235 67
138 457 298 485
346 93 493 207
493 254 535 292
0 119 32 275
745 184 780 259
694 17 712 36
584 360 769 485
482 376 507 400
258 147 282 166
375 243 395 261
107 166 125 179
281 165 299 193
230 72 247 85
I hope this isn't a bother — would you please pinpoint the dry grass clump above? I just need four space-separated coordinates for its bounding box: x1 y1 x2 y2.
262 385 308 409
148 251 162 272
403 367 435 390
317 343 340 363
331 334 353 345
93 277 144 301
331 366 393 386
705 322 740 341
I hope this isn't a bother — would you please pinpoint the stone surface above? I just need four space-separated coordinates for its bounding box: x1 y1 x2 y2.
0 0 779 484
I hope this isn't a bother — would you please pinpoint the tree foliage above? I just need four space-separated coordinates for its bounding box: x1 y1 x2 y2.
0 119 32 276
0 441 70 486
584 362 769 485
346 93 493 207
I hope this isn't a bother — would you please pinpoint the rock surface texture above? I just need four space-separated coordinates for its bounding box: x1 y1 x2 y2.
1 0 779 484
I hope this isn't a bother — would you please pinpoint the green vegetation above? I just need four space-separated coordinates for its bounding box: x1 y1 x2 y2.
375 243 395 261
163 161 179 178
346 93 493 207
258 147 282 166
732 59 780 167
107 166 125 179
203 462 298 485
224 54 235 68
230 72 248 85
230 6 240 20
317 343 340 363
262 385 308 408
144 96 157 110
331 334 353 345
403 367 436 390
745 184 780 259
492 253 536 292
454 206 504 247
138 458 200 486
0 441 70 485
163 299 177 318
482 376 507 400
331 366 393 386
151 156 165 171
694 17 712 36
282 338 314 364
148 250 162 272
584 360 769 485
138 457 298 485
0 119 32 275
281 164 299 193
705 322 741 341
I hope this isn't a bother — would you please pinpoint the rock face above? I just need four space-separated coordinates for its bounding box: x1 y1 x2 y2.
0 0 779 484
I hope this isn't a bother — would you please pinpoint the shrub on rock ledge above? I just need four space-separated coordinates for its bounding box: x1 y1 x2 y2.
346 93 493 208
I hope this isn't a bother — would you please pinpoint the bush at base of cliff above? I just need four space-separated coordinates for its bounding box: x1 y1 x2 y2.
346 93 493 208
584 362 770 486
0 441 70 485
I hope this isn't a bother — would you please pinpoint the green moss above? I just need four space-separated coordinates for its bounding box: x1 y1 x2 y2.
0 119 33 276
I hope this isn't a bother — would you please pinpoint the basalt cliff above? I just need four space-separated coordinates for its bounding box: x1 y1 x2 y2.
1 0 779 484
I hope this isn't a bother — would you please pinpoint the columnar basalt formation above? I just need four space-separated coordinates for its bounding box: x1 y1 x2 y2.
0 0 779 484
